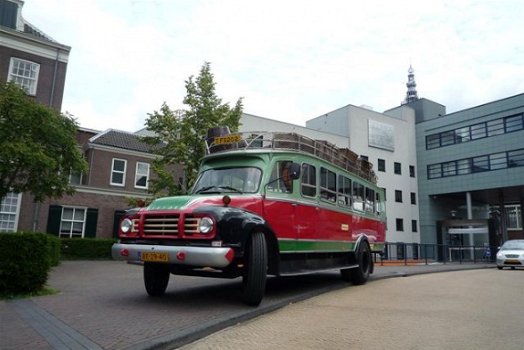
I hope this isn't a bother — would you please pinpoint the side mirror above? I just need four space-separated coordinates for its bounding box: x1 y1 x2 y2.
288 162 301 179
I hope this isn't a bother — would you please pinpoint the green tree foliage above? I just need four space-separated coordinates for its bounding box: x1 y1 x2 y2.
0 83 88 201
144 62 243 195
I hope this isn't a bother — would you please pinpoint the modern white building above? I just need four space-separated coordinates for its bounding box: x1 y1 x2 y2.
240 103 420 245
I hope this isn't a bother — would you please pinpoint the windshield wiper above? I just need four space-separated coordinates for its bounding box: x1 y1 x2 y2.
217 186 243 194
194 185 243 194
195 186 217 194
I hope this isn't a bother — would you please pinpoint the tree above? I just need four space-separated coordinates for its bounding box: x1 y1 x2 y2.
0 83 88 202
144 62 243 195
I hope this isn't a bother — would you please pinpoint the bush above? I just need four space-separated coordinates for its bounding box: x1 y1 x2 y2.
60 238 115 260
0 232 51 294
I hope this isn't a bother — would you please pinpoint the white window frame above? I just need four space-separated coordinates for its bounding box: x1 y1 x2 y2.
8 57 40 95
111 158 127 186
0 192 22 233
134 162 150 189
59 206 87 238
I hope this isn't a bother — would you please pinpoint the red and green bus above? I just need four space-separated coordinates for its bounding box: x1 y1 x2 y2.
112 129 386 306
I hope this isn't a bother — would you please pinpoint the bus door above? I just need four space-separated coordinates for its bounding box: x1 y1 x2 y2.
264 160 298 245
294 163 319 244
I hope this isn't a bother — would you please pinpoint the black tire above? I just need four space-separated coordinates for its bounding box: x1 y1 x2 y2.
341 241 371 285
242 231 268 306
497 266 503 270
144 263 170 297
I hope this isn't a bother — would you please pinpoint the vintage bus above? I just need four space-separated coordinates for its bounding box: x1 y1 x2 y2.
112 129 386 306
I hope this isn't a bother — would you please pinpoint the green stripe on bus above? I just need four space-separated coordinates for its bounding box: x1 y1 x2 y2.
278 240 386 253
278 239 356 252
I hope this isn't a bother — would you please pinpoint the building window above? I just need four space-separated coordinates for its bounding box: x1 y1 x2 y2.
409 165 415 178
508 149 524 167
8 58 40 95
360 155 368 161
411 220 418 232
487 119 504 136
135 162 150 189
394 162 401 175
426 134 440 149
395 190 403 203
396 218 404 232
470 123 487 140
59 207 86 238
381 187 386 201
505 114 524 133
378 159 385 172
410 192 417 205
0 192 21 232
505 205 522 230
111 158 127 186
69 170 83 185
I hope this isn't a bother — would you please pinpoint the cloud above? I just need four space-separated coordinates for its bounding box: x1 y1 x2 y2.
22 0 524 131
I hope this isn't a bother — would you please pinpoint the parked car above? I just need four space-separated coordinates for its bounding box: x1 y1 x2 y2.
496 240 524 270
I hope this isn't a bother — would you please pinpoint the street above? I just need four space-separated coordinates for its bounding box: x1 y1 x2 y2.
0 261 499 349
181 268 524 350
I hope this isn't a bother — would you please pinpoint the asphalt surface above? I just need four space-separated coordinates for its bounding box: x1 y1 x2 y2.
0 260 495 350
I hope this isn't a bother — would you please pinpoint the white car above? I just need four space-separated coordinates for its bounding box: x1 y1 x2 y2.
496 240 524 270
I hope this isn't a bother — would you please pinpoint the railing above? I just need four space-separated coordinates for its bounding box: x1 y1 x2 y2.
376 242 497 266
205 129 377 183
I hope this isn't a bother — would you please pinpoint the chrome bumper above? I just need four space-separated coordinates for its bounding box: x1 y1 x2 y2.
112 243 234 268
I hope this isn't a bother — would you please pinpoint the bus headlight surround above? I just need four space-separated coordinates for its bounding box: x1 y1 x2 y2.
199 217 214 234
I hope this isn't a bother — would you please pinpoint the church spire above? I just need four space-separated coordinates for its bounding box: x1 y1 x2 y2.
402 65 419 104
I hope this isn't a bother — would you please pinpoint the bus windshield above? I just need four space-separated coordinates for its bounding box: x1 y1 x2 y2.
192 167 262 194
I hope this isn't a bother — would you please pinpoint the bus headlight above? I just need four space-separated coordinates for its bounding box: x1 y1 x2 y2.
199 217 214 234
120 218 134 233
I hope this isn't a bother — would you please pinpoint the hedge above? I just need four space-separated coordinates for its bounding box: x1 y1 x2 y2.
0 232 52 294
60 238 115 260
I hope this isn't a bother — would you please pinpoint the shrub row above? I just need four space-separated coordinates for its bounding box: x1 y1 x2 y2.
60 238 115 260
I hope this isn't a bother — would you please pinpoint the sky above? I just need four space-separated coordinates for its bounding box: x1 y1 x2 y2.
22 0 524 133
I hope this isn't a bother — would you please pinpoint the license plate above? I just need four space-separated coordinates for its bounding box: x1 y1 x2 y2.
140 252 169 262
214 134 242 145
505 259 521 265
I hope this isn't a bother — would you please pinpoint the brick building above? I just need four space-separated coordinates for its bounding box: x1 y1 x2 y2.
1 0 183 237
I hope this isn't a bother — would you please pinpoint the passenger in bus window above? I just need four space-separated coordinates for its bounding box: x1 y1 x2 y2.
280 161 293 192
268 161 293 193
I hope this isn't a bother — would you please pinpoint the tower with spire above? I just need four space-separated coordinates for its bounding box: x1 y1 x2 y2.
402 65 419 104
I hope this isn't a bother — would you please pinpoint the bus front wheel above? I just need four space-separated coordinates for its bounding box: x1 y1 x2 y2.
242 231 268 306
144 263 170 297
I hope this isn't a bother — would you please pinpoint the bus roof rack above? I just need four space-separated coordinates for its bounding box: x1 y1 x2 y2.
205 129 377 184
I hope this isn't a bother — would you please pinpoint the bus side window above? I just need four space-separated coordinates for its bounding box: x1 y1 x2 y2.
352 181 364 211
320 167 336 203
365 187 375 212
337 174 351 207
301 163 316 197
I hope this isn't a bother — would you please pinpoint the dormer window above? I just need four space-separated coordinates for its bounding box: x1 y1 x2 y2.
8 57 40 95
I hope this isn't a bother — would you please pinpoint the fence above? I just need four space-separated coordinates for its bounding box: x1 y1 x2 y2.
377 242 497 266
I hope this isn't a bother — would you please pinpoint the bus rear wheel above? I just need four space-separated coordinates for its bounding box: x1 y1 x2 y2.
144 263 170 297
242 231 268 306
341 241 371 285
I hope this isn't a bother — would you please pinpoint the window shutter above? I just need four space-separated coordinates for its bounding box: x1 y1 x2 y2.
0 1 18 29
85 208 98 238
46 205 62 236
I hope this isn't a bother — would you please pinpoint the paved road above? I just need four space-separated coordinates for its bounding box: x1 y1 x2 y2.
181 268 524 350
0 261 495 349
